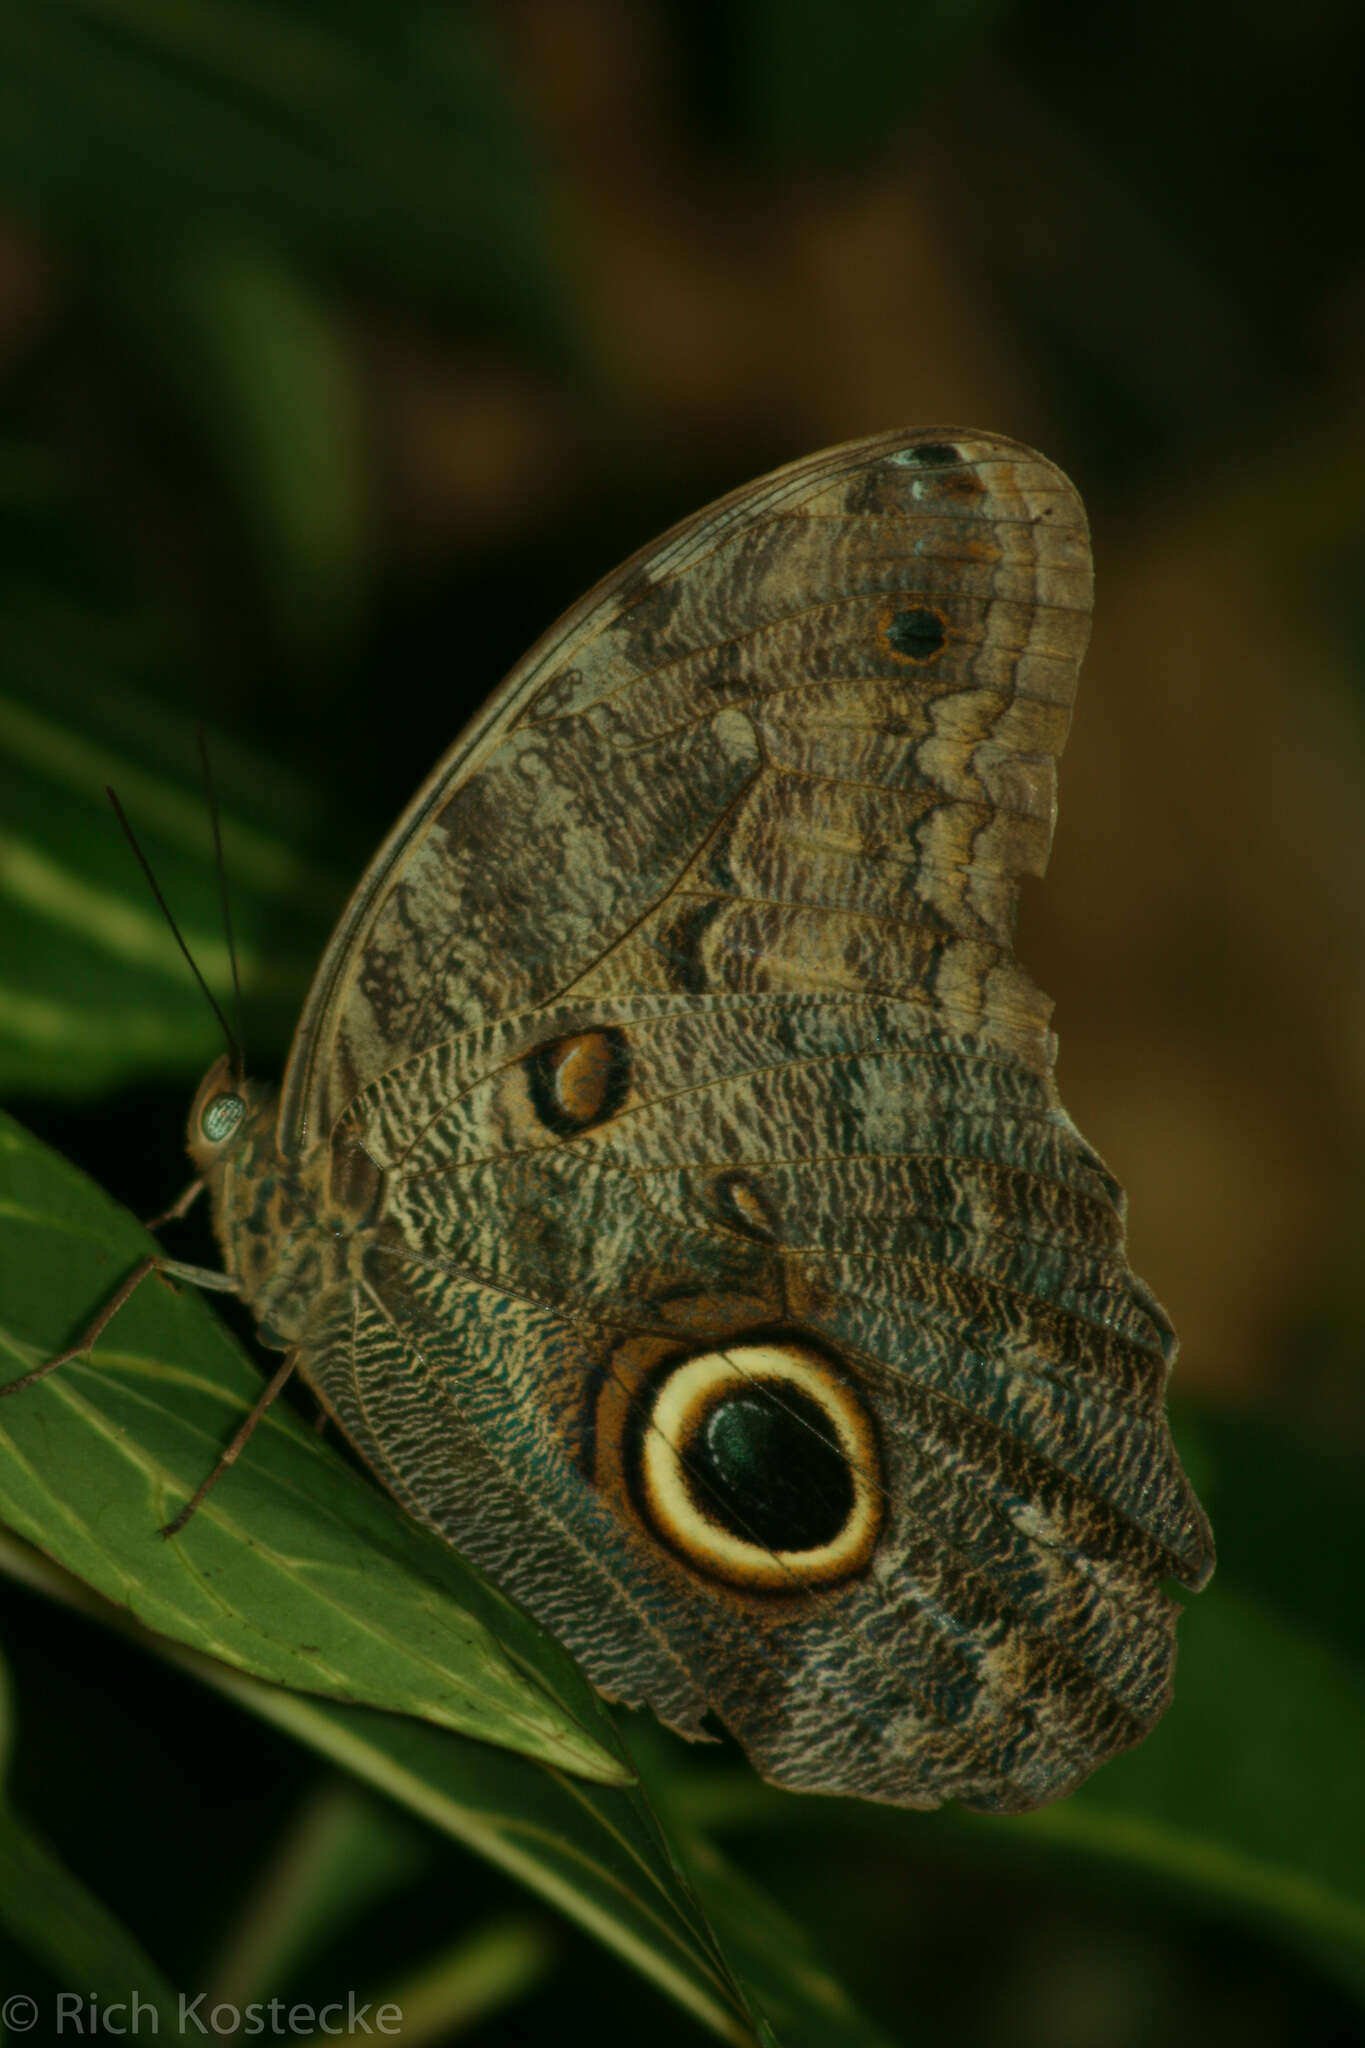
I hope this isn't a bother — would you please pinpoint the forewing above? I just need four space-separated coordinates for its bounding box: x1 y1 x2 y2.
280 431 1086 1148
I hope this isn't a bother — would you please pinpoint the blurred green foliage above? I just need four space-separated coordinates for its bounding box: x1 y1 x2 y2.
0 0 579 340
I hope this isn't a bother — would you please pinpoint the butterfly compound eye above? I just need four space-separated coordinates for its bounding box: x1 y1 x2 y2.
199 1091 246 1145
629 1341 884 1590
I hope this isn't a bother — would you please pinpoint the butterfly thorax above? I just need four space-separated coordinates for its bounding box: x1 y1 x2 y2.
187 1056 364 1351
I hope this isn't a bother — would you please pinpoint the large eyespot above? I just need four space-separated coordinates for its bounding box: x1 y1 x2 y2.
627 1340 883 1591
199 1091 246 1145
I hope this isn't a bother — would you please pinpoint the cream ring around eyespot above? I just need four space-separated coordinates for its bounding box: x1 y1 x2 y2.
636 1342 883 1591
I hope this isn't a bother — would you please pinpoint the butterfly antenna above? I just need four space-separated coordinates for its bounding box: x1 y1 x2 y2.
196 726 246 1085
106 785 242 1075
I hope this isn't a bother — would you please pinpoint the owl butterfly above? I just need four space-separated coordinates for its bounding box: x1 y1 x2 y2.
183 431 1208 1812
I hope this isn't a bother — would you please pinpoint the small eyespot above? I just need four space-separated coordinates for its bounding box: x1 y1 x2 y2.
199 1092 246 1145
884 603 948 663
909 441 960 467
628 1340 883 1590
528 1029 630 1135
713 1170 779 1242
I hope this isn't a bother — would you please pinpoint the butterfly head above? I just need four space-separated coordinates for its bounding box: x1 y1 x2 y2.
186 1054 274 1178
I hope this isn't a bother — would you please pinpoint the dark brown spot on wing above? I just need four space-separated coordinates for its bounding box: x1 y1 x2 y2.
327 1128 383 1224
527 1028 631 1134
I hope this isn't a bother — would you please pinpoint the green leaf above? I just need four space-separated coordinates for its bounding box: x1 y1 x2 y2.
682 1482 1365 2010
0 662 343 1095
678 1832 891 2048
318 1914 556 2048
0 1110 629 1786
0 1114 892 2047
0 1522 760 2044
200 1780 435 2010
168 1657 767 2047
0 1806 182 2027
994 1582 1365 2000
0 1522 885 2048
962 1410 1365 2000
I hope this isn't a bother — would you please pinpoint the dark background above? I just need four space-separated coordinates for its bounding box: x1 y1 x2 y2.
2 3 1364 2043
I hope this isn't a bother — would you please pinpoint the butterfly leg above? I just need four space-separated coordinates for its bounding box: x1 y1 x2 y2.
143 1174 206 1231
1 1250 241 1401
160 1349 300 1538
0 1252 238 1399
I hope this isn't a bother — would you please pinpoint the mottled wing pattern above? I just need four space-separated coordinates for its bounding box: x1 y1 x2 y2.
273 430 1213 1812
280 430 1072 1139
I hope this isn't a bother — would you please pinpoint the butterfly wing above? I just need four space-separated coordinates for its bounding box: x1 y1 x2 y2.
280 429 1074 1140
274 430 1213 1812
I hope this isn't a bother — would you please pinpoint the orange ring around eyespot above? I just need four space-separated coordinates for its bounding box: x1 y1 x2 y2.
878 598 949 665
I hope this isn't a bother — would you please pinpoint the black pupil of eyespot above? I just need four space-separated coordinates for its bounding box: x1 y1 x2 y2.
887 606 945 660
683 1385 853 1552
